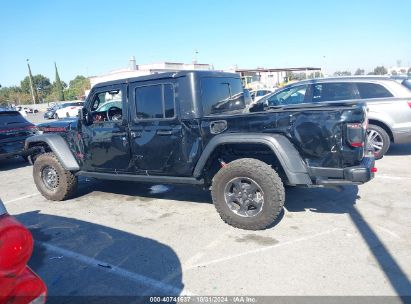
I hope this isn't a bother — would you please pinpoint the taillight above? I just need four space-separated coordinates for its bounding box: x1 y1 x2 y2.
408 101 411 108
347 123 365 148
0 214 33 277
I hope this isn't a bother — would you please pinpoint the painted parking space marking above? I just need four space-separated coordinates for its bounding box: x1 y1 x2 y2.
184 228 340 270
3 193 40 205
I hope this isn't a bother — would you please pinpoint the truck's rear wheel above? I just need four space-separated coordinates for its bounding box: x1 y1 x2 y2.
211 158 285 230
33 152 77 201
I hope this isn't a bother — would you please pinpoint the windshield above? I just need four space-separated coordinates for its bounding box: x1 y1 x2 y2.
97 100 122 112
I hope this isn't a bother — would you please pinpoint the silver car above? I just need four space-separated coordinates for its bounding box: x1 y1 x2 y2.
257 77 411 159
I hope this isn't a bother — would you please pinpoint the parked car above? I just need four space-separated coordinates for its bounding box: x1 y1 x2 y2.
0 109 38 161
0 198 47 303
250 89 274 103
43 103 63 119
255 77 411 159
13 106 28 118
25 71 375 230
54 101 84 119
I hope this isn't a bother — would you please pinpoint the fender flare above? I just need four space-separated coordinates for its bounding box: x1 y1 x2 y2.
193 133 312 185
25 134 80 171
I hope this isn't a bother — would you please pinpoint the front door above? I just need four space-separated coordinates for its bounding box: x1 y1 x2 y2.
81 83 132 172
128 80 183 175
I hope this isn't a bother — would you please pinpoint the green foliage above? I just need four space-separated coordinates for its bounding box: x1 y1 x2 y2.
354 68 365 75
0 71 89 105
64 75 90 100
0 86 32 105
54 63 65 101
21 74 52 96
373 66 388 75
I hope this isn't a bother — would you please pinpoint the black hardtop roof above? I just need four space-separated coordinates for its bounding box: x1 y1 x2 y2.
93 70 239 89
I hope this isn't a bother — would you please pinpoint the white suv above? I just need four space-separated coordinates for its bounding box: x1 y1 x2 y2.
258 77 411 159
55 101 84 118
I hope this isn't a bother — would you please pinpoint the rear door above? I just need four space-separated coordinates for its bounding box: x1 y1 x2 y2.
355 82 411 130
128 79 183 175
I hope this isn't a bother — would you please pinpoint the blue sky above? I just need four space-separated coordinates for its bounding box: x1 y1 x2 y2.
1 0 410 86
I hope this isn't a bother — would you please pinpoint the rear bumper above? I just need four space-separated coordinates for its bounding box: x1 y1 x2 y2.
309 157 376 186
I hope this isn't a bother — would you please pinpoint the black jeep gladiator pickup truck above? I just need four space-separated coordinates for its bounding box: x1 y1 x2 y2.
25 71 375 230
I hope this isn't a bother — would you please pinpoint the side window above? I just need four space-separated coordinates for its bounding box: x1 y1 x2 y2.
201 77 245 115
267 85 308 106
312 83 356 102
89 89 123 123
356 83 393 99
91 90 122 111
134 84 175 119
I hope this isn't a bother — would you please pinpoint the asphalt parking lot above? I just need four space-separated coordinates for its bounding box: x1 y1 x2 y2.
1 113 411 299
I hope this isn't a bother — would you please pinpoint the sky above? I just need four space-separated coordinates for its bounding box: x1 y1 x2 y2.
0 0 410 87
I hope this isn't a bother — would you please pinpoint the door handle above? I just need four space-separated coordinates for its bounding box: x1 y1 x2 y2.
156 130 172 136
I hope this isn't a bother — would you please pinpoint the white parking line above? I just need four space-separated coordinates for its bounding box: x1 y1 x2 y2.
3 193 40 205
377 174 411 180
38 241 192 295
184 228 340 270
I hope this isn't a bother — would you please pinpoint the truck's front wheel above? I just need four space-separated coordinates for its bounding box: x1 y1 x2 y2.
211 158 285 230
33 152 78 201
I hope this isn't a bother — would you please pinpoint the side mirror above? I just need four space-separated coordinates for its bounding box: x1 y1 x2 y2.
80 108 92 125
249 102 265 112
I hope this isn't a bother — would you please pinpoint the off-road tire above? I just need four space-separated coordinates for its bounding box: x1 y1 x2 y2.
211 158 285 230
33 152 77 201
367 124 390 160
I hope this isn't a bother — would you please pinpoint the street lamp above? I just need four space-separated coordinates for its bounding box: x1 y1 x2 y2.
26 59 37 105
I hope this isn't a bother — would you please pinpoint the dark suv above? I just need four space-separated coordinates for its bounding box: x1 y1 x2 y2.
25 71 375 230
0 109 37 161
257 77 411 158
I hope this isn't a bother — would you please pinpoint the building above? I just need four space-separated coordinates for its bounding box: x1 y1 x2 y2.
230 67 322 89
89 56 214 88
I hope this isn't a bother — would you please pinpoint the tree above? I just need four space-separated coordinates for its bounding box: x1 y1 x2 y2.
54 62 65 101
64 75 90 100
408 67 411 76
0 86 32 105
373 66 388 75
354 68 365 75
21 74 52 97
334 71 352 76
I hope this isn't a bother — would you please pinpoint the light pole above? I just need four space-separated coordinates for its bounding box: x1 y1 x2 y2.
26 59 37 105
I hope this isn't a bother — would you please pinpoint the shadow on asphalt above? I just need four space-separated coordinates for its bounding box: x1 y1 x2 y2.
0 157 29 172
15 211 184 301
74 177 212 204
36 179 411 296
286 186 411 297
386 143 411 156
